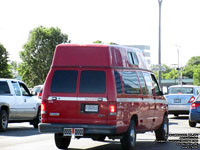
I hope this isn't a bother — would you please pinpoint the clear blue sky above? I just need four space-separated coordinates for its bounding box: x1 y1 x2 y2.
0 0 199 66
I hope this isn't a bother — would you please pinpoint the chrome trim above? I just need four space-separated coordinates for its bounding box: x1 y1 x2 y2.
48 97 107 101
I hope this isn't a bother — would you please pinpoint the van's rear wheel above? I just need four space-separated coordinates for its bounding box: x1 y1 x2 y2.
120 120 136 150
0 110 8 132
54 133 71 149
155 115 169 142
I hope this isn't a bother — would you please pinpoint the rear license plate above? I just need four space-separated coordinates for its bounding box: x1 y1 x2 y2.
174 98 181 103
85 104 99 113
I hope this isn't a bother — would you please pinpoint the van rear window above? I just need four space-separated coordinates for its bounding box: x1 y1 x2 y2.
79 70 106 94
51 70 78 93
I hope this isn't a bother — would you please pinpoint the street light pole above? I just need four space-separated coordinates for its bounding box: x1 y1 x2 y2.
158 0 163 86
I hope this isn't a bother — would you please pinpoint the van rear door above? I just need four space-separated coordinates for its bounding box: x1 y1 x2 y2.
77 69 109 124
47 68 109 125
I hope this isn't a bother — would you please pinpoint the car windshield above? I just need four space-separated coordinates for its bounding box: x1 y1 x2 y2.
168 87 193 94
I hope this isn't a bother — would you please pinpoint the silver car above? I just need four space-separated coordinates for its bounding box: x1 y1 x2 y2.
165 85 200 117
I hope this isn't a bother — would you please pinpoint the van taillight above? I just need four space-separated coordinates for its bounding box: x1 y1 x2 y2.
188 96 195 103
41 101 46 115
109 105 116 115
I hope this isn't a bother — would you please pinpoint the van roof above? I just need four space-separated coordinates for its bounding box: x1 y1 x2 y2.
52 44 148 70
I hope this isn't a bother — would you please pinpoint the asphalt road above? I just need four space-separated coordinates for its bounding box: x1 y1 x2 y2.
0 115 199 150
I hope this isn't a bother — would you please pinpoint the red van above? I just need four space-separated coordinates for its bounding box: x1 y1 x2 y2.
39 44 168 150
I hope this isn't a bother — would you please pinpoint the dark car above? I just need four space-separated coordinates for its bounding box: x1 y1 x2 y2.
189 95 200 127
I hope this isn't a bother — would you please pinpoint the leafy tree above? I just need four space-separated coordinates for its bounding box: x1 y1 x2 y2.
0 44 12 78
93 40 103 44
193 65 200 86
186 56 200 66
19 26 70 87
10 61 20 79
182 56 200 79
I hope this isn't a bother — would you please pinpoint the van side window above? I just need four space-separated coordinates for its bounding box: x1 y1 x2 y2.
114 71 122 94
51 70 78 93
132 52 139 65
127 52 139 65
128 52 134 65
143 72 153 95
79 70 106 94
121 71 140 94
150 74 161 96
137 72 148 95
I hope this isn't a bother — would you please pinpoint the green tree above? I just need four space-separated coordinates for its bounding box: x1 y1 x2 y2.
0 44 12 78
10 61 20 79
182 56 200 79
193 65 200 85
19 26 70 87
93 40 103 44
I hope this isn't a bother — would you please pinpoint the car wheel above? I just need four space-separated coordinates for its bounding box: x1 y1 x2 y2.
189 120 196 127
155 115 169 142
55 133 71 149
0 110 8 132
120 120 136 150
32 110 41 128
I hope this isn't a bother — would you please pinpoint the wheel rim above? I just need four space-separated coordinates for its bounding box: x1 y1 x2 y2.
2 113 8 129
164 119 168 137
130 128 136 145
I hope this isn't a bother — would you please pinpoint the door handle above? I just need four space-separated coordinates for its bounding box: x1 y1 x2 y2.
24 99 27 102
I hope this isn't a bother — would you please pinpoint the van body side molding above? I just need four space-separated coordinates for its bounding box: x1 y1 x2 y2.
48 97 107 102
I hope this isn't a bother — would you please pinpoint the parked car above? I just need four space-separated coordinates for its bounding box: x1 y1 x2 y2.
0 79 41 131
165 85 200 117
189 95 200 127
39 44 168 150
31 85 43 96
37 85 43 99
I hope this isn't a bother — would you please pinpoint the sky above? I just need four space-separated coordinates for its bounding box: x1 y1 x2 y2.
0 0 200 67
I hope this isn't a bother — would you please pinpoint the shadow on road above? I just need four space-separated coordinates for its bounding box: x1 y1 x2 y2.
169 115 189 120
0 125 42 137
68 140 199 150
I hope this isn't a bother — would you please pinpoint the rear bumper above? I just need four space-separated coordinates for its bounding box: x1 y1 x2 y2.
168 104 190 114
39 123 117 135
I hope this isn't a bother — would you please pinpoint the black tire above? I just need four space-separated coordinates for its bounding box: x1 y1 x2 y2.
189 120 196 127
0 110 8 132
54 133 71 149
32 110 41 128
120 120 136 150
155 115 169 142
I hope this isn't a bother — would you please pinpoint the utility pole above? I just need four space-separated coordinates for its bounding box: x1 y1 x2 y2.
176 45 182 85
158 0 163 86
